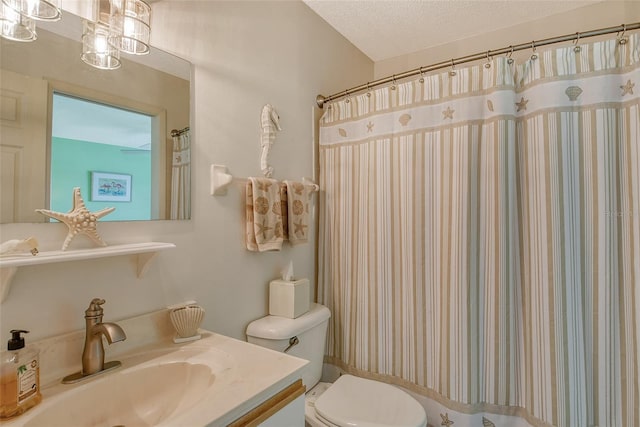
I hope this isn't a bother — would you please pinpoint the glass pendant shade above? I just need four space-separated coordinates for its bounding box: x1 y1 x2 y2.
81 20 121 70
0 2 36 41
1 0 61 21
109 0 150 55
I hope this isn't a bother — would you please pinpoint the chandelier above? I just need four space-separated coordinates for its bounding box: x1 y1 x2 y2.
0 0 151 70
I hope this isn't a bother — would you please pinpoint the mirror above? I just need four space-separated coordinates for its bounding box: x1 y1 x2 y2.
0 9 191 223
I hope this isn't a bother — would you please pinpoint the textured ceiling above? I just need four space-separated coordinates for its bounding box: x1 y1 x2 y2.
303 0 601 61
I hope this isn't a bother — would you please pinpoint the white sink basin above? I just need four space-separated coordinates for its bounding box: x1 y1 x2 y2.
24 362 214 427
1 330 308 427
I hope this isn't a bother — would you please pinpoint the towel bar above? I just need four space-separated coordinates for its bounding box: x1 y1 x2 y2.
210 164 319 196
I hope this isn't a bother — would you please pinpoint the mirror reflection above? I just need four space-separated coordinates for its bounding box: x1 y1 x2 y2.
0 10 191 223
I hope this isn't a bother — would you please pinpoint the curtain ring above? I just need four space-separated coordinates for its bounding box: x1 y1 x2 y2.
617 24 628 45
484 50 492 69
506 45 514 65
418 66 425 83
344 90 350 104
573 32 581 53
390 75 397 91
530 41 538 61
366 82 372 97
449 59 457 76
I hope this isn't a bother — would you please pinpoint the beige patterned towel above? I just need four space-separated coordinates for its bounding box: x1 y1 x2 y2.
284 180 310 245
246 177 285 251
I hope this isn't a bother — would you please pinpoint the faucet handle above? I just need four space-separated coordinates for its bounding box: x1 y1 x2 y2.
85 298 106 317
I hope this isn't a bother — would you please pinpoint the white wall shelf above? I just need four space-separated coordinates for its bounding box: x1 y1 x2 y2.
0 242 176 303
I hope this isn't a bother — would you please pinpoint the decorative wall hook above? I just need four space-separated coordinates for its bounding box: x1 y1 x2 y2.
260 104 282 178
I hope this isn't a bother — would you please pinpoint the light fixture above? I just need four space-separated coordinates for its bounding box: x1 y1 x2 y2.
81 19 121 70
80 0 150 70
0 2 36 41
109 0 150 55
1 0 61 21
0 0 151 70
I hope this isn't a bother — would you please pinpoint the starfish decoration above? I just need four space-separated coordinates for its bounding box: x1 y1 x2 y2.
621 79 634 96
442 106 455 120
366 121 374 132
515 97 529 112
35 187 115 251
440 413 454 426
256 219 273 239
293 219 308 236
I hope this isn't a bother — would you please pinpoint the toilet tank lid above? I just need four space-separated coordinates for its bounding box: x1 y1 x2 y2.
246 303 331 340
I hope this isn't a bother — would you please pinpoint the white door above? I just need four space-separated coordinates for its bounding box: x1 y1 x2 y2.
0 69 48 223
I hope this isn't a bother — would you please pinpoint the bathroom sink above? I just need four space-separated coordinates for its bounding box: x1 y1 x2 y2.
24 361 215 427
2 329 308 427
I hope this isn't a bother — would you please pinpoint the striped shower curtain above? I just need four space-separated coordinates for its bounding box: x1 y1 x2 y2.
318 34 639 427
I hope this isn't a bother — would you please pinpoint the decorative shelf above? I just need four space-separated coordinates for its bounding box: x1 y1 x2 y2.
0 242 176 303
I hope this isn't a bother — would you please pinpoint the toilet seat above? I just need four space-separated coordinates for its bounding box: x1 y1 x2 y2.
313 375 426 427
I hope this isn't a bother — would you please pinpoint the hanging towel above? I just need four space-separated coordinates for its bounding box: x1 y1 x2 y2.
284 180 310 245
246 177 285 251
279 183 289 239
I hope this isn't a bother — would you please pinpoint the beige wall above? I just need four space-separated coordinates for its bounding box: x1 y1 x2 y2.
375 1 639 79
0 1 372 343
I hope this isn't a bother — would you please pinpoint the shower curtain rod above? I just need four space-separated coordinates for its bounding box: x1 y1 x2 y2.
171 126 190 137
316 22 640 108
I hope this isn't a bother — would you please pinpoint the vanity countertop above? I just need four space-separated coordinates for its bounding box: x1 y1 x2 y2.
0 310 309 427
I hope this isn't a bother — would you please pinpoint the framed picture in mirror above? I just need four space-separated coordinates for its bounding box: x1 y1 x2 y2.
91 172 132 202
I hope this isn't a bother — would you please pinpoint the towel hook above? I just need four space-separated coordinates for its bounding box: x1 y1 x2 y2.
573 32 582 53
418 66 425 83
449 59 457 76
530 41 538 61
617 24 628 45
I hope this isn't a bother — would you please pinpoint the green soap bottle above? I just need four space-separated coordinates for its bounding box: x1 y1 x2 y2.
0 330 42 419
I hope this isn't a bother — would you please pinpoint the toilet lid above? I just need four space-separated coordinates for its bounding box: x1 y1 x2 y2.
314 375 426 427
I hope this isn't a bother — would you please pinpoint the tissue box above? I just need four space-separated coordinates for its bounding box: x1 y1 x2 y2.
269 278 310 319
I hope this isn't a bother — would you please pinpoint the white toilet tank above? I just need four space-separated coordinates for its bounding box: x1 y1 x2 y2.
246 303 330 390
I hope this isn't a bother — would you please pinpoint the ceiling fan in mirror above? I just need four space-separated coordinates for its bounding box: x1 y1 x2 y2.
0 0 151 70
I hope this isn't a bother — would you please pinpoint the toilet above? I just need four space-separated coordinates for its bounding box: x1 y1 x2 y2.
246 303 427 427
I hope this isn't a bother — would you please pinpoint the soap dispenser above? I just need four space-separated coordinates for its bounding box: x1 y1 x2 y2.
0 330 42 419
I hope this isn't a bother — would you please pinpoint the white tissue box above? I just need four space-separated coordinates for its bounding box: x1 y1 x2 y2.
269 278 310 319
